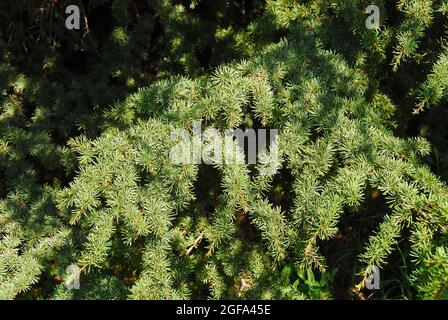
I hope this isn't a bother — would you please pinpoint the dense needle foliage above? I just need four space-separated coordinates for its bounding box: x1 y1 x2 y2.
0 0 447 300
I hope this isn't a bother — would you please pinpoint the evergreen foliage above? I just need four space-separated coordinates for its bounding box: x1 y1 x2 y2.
0 0 447 300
